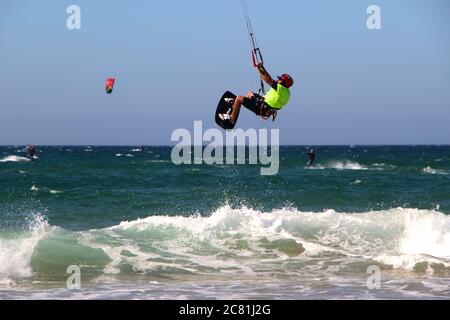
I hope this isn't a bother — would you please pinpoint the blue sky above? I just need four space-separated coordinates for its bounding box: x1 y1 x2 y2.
1 0 449 145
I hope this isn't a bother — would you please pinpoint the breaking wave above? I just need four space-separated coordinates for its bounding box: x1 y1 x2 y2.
1 206 449 284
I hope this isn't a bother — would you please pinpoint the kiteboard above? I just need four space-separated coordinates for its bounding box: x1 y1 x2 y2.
215 91 240 130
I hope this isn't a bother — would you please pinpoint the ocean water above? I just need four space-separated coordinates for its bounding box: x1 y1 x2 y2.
0 145 449 299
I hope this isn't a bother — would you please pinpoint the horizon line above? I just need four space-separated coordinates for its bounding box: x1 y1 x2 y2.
1 144 450 147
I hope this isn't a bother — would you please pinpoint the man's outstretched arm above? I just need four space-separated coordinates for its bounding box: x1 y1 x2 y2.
257 63 277 89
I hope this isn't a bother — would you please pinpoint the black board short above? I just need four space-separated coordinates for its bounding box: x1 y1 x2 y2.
243 93 276 116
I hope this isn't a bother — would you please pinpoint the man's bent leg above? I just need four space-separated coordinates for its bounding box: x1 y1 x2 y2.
230 95 244 124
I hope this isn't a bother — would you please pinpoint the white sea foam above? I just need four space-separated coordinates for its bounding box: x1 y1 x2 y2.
29 185 62 194
373 163 396 169
422 166 448 175
307 161 399 171
0 156 30 163
307 161 368 170
0 215 50 281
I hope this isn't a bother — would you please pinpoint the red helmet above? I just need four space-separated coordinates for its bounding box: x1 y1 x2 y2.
277 74 294 88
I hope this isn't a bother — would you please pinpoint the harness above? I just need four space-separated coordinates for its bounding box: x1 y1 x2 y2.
255 95 278 122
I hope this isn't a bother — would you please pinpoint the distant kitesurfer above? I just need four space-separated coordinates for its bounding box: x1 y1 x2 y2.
219 63 294 124
306 148 315 166
26 145 36 161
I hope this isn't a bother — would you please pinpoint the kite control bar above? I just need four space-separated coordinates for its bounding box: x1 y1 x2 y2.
251 48 264 68
251 46 266 95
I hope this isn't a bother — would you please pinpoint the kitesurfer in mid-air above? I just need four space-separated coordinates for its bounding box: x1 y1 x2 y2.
219 63 294 124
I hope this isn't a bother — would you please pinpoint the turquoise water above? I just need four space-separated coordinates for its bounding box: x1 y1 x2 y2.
0 146 449 299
